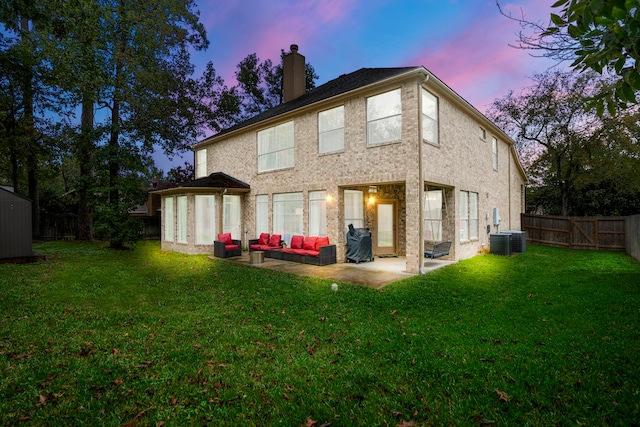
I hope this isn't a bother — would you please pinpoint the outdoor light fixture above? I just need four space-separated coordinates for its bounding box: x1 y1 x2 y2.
326 194 333 203
369 185 377 193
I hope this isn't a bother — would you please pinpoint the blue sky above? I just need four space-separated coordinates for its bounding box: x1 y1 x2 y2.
155 0 559 172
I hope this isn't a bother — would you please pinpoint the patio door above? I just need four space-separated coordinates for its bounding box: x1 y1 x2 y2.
375 200 397 256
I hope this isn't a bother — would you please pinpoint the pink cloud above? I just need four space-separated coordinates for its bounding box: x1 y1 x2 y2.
194 0 356 85
405 1 558 112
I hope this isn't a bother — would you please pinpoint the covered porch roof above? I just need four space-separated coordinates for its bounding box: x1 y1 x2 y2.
152 172 250 196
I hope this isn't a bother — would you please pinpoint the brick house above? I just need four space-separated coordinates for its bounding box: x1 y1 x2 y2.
156 45 527 274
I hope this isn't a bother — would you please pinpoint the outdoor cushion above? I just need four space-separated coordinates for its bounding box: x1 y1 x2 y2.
218 233 232 245
281 248 295 254
251 244 275 251
303 236 317 251
303 250 319 257
292 249 307 256
316 236 330 249
290 235 304 249
225 244 240 250
268 234 282 247
258 233 270 245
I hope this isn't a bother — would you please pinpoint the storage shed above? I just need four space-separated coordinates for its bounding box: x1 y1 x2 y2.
0 187 36 262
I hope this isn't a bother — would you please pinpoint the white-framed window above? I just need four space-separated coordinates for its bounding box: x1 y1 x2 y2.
309 191 327 237
469 191 478 240
164 197 174 242
273 192 304 245
177 195 188 244
222 195 241 240
492 137 498 170
256 194 268 237
195 149 207 178
460 191 469 242
480 127 486 141
422 89 438 145
194 195 215 245
258 121 294 172
367 88 402 145
344 189 364 231
424 190 442 242
460 191 479 241
319 106 344 154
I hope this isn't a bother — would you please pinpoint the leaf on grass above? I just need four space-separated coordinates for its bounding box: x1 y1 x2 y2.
396 421 415 427
391 410 402 417
37 394 47 407
113 378 124 386
390 310 397 315
304 417 317 427
157 422 165 427
495 389 510 403
480 358 495 363
307 344 315 356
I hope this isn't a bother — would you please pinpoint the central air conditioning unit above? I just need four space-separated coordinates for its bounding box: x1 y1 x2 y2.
490 233 511 256
503 230 526 253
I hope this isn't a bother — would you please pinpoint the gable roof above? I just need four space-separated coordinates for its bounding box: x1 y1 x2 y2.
195 67 421 147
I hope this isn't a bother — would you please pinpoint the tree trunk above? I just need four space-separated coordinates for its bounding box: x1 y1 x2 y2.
21 17 40 239
76 95 94 240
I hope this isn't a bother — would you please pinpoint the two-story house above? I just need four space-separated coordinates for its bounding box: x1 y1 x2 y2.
157 45 527 274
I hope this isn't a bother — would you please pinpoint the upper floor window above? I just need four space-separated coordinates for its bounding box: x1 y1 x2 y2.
258 121 294 172
367 88 402 145
480 127 486 141
319 106 344 154
492 137 498 170
195 149 207 178
422 89 438 145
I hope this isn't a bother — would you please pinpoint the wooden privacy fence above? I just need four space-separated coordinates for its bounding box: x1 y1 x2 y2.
521 214 626 251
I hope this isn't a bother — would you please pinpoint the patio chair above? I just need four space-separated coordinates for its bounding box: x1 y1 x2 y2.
214 233 242 258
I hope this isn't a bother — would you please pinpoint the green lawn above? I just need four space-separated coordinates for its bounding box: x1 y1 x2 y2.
1 241 639 426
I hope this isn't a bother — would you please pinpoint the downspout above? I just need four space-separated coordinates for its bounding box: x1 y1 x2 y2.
508 145 512 229
418 71 429 274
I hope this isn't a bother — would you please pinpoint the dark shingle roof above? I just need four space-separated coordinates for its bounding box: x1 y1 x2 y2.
179 172 250 189
199 67 421 143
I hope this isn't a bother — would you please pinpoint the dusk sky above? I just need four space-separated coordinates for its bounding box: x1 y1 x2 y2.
156 0 560 172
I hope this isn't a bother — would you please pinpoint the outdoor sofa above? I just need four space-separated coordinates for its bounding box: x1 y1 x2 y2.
250 233 337 265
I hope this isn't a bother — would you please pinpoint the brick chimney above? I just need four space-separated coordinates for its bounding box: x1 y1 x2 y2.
283 44 306 102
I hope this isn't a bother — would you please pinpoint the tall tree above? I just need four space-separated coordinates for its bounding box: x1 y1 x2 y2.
0 3 65 237
84 0 208 248
488 70 640 216
234 48 318 120
498 0 640 114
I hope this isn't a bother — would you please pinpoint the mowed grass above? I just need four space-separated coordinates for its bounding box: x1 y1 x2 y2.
0 241 639 426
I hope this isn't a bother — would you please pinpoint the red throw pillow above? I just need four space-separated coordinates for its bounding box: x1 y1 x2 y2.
290 235 304 249
303 236 317 251
218 233 232 245
316 236 330 250
258 233 270 245
268 234 282 247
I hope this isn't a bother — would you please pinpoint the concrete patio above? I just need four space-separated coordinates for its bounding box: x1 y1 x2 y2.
213 253 456 288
